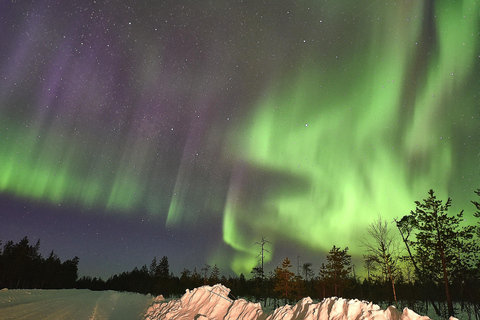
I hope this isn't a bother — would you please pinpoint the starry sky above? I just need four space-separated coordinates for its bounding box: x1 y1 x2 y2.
0 0 478 280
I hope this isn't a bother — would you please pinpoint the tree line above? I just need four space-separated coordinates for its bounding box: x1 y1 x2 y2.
76 189 480 319
0 236 79 289
2 189 479 319
262 189 480 319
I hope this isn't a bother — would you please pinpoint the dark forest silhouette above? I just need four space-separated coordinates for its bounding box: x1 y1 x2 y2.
0 236 78 289
2 189 480 319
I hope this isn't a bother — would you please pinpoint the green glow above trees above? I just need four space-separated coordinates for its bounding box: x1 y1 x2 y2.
222 0 478 274
0 0 477 277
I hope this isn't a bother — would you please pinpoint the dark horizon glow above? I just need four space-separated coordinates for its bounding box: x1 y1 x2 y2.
0 0 478 279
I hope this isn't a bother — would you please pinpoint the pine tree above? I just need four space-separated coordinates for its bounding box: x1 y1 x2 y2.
254 236 271 281
274 257 295 303
400 189 476 318
209 264 220 284
253 236 271 303
472 189 480 239
319 245 351 297
149 257 157 277
318 262 328 298
153 256 170 295
180 268 191 285
201 264 210 285
302 262 313 281
155 256 169 279
191 267 202 287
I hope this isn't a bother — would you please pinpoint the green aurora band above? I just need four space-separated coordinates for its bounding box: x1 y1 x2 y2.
0 0 478 275
222 1 479 274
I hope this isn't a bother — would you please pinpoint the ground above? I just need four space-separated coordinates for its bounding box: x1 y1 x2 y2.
0 289 153 320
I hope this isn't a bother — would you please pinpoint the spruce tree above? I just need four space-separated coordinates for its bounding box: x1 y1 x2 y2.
401 189 475 318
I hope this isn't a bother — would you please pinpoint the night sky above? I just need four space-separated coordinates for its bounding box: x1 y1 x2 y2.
0 0 478 280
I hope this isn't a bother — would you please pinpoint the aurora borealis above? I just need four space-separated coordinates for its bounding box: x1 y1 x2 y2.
0 1 478 278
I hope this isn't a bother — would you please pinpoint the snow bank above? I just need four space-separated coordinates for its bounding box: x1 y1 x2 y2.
144 284 460 320
265 297 430 320
0 285 461 319
143 284 262 319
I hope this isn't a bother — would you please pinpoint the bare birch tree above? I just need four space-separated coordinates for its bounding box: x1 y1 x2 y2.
361 216 399 305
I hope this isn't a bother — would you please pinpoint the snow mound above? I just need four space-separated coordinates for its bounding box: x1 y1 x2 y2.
266 296 430 320
144 284 459 320
143 284 262 320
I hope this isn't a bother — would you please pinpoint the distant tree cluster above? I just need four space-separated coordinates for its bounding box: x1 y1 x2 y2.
4 189 480 320
76 258 229 297
0 236 79 289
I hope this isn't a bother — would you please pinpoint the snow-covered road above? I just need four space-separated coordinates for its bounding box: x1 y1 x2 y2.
0 288 154 320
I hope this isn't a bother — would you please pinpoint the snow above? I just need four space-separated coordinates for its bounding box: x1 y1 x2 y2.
0 285 461 320
265 297 426 320
0 288 154 320
144 284 459 320
144 284 263 320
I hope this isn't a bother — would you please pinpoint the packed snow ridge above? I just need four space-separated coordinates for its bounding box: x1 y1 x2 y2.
144 284 458 320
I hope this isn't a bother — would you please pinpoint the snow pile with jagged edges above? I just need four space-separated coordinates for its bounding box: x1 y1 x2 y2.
144 284 459 320
144 284 262 320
